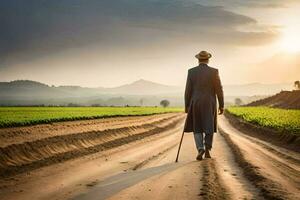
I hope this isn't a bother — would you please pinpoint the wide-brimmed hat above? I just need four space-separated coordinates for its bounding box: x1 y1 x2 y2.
195 51 212 60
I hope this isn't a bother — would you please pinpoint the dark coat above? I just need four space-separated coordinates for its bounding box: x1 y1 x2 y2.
184 63 224 133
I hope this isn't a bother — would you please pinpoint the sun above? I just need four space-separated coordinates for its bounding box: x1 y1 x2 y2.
280 32 300 53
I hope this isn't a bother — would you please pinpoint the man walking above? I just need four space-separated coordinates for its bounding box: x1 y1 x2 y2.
184 51 224 160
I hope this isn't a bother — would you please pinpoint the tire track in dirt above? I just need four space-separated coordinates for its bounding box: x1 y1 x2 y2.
199 160 230 200
224 111 300 152
101 134 206 200
0 120 185 200
219 115 300 200
103 132 255 200
131 143 178 171
3 113 298 200
224 112 300 165
0 113 185 178
213 133 261 199
219 128 287 200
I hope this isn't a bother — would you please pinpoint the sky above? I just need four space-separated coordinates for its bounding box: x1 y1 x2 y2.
0 0 300 87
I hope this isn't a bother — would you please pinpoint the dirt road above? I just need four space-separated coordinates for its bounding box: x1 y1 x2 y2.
0 113 299 200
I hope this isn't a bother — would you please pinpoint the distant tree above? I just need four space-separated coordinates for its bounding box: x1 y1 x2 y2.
294 81 300 90
160 99 170 108
234 98 243 106
91 104 102 107
139 98 144 106
67 103 80 107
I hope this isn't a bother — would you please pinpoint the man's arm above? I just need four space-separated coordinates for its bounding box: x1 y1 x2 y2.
214 69 224 114
184 70 192 113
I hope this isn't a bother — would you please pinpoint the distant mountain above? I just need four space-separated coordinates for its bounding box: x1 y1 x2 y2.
0 79 295 106
56 85 105 97
0 79 182 106
106 79 182 95
0 79 182 96
0 80 71 100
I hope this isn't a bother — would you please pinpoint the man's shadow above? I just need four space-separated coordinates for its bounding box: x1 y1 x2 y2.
73 161 191 200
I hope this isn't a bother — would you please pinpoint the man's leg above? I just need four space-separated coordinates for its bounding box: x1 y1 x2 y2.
193 132 204 151
204 132 214 158
204 133 214 150
193 133 205 160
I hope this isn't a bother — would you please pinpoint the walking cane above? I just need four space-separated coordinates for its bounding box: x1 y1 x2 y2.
175 108 189 163
175 129 185 163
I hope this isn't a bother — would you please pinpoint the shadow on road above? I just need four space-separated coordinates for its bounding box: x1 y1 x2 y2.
73 161 188 200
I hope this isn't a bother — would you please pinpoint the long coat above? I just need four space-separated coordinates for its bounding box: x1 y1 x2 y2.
184 63 224 133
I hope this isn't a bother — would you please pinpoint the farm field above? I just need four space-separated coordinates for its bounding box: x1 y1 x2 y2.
227 106 300 134
0 106 183 127
1 112 299 200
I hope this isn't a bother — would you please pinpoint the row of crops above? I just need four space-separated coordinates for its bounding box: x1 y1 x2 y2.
227 106 300 134
0 107 183 128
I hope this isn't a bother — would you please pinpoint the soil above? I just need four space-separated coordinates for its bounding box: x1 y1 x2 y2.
224 111 300 152
247 90 300 109
0 113 184 178
0 113 299 200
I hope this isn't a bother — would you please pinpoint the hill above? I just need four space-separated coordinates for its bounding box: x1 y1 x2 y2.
247 90 300 109
106 79 181 95
0 80 71 99
0 79 295 106
0 79 182 106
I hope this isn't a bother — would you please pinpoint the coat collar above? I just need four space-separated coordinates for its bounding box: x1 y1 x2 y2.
198 63 208 67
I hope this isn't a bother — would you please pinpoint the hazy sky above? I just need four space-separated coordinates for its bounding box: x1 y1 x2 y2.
1 0 300 87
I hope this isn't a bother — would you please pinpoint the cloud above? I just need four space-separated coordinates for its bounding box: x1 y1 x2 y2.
198 0 295 8
0 0 278 67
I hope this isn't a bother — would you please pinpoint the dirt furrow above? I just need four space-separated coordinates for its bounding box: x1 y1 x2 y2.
102 131 256 200
0 113 180 147
0 116 185 200
219 115 300 200
224 111 300 152
2 114 298 200
219 128 288 200
213 132 261 199
0 114 184 178
199 160 230 200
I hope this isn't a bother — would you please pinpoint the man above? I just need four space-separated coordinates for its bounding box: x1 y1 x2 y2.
184 50 224 160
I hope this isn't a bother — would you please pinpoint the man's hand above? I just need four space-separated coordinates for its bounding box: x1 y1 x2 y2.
218 107 224 115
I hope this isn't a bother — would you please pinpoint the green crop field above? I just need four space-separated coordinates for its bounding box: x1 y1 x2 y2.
0 107 183 128
227 106 300 134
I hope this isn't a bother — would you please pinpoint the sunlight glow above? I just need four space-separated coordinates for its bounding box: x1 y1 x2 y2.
280 31 300 53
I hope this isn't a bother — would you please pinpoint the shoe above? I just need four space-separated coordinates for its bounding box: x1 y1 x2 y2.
205 150 211 158
196 149 205 161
